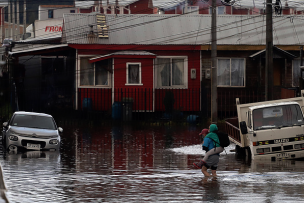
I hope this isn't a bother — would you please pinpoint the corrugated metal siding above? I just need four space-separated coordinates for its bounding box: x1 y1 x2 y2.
63 13 304 45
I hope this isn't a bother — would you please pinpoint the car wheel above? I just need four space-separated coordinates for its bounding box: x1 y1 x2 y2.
1 133 5 146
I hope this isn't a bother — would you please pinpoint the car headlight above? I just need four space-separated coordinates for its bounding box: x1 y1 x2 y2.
9 135 18 141
256 148 270 154
256 148 263 153
49 139 59 145
295 144 304 149
9 130 18 136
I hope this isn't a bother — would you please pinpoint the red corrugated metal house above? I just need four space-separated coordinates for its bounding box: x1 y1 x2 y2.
62 13 202 115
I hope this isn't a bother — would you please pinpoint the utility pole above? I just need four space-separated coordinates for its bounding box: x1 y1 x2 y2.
17 0 20 40
23 0 26 39
265 0 273 101
94 1 100 12
12 0 15 41
8 0 11 39
211 0 217 124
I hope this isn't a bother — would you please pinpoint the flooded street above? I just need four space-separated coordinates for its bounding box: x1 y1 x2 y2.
1 124 304 202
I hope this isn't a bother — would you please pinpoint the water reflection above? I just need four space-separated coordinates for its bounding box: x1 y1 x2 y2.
198 177 223 202
1 124 304 202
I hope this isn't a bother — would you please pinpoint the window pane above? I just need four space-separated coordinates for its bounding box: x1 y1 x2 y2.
95 61 108 85
218 59 230 86
293 59 301 87
231 59 245 86
48 10 53 18
80 58 94 86
172 59 184 85
218 7 225 15
128 64 139 84
157 58 170 87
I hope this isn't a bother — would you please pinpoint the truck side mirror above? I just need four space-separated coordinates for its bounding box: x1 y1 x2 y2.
240 121 248 134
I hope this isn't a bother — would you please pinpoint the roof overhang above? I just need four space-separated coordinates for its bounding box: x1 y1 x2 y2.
249 46 297 59
89 51 156 63
9 44 70 57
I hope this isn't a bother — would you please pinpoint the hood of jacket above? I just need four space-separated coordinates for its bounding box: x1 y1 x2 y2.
209 124 218 133
205 124 220 147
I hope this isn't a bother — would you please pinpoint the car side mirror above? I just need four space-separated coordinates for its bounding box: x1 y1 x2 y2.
240 121 248 134
58 127 63 133
3 122 8 127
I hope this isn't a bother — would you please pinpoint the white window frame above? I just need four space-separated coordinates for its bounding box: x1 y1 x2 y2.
155 56 188 89
126 62 143 86
217 58 246 87
209 6 226 15
77 55 112 88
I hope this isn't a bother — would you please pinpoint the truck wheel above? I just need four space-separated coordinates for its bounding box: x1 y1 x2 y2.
245 147 252 160
235 146 252 159
235 145 244 157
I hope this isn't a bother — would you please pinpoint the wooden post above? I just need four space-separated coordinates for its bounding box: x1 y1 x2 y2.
211 0 217 124
266 0 273 101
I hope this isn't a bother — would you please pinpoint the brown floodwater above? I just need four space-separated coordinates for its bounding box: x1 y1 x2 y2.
1 123 304 203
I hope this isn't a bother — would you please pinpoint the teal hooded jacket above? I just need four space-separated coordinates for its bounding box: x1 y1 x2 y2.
205 124 221 148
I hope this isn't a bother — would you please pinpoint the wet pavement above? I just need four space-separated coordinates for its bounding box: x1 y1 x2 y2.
1 124 304 202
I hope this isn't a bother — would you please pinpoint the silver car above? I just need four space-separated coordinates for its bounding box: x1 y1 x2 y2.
2 111 62 151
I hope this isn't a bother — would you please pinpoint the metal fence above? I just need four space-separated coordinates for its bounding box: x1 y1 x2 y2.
0 86 267 125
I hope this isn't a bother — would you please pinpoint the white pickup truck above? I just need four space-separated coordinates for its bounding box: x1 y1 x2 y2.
225 92 304 160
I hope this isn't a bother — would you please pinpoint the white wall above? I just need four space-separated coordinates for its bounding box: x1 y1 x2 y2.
35 19 63 38
39 6 76 21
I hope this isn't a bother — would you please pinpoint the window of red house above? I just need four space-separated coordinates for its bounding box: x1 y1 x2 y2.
126 63 142 85
79 58 111 87
156 57 187 88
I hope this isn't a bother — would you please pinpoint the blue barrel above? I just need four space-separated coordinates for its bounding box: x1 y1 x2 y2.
187 115 199 124
82 98 92 110
112 102 122 120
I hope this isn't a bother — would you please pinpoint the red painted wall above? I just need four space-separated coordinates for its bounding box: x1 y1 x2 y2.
80 8 94 13
129 0 153 14
79 88 112 111
113 58 154 111
76 48 201 112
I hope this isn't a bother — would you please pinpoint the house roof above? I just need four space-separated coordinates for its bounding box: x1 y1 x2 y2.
9 44 69 56
249 46 297 59
62 13 304 46
89 51 156 63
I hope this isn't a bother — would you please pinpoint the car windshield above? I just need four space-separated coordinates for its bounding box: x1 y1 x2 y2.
10 114 56 130
253 104 304 131
3 39 11 44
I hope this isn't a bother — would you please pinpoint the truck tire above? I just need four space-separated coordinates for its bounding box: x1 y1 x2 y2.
245 147 252 160
235 145 252 159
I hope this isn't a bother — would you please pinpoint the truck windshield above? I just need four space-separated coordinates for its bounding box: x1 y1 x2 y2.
253 104 304 130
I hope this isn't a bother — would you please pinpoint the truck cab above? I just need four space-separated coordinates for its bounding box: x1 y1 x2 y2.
227 94 304 160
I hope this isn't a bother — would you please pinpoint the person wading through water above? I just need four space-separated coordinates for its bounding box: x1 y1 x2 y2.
193 124 223 176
